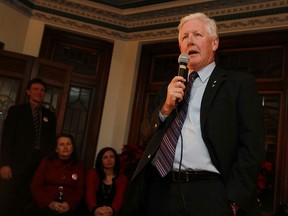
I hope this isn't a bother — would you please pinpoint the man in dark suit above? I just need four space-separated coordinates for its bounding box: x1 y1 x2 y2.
0 78 56 216
120 12 264 216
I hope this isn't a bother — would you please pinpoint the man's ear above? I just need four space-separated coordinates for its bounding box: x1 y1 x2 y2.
212 36 219 51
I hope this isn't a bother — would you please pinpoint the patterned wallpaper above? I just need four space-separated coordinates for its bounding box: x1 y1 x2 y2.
2 0 288 40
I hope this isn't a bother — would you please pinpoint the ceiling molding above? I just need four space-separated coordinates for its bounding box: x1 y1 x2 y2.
86 0 182 10
2 0 288 40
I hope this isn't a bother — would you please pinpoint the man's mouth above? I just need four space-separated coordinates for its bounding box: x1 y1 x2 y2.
189 50 198 55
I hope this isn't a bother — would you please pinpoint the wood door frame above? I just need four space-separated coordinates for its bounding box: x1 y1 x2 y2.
39 26 114 170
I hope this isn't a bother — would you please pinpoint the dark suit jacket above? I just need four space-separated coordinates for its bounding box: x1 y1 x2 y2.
0 102 56 175
120 66 264 216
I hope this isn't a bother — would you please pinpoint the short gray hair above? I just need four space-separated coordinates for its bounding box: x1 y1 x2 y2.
178 12 218 43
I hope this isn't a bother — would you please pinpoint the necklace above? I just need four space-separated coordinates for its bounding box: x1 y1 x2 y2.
102 181 113 199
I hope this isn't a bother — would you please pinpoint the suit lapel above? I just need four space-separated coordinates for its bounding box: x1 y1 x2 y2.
200 67 227 131
24 103 34 126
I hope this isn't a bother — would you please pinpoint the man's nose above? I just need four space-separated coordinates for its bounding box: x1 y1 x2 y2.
188 34 195 45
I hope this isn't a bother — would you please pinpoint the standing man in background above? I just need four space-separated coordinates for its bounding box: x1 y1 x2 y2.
0 78 56 216
120 12 264 216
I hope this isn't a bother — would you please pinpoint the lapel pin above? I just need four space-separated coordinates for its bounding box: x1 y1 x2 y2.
72 173 78 180
43 116 49 122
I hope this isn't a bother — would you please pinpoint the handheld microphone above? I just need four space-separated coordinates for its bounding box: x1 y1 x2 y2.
175 54 190 105
178 53 190 84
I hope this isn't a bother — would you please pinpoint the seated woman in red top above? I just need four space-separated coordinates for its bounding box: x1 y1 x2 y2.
86 147 129 216
30 133 84 216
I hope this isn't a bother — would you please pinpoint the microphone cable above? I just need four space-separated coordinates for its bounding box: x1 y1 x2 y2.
175 105 188 216
175 53 190 216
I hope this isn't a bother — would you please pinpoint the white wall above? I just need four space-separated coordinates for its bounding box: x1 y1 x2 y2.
0 2 30 53
22 19 45 56
97 40 140 154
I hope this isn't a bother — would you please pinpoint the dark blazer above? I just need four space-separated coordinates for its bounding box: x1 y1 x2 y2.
0 102 56 174
121 66 264 216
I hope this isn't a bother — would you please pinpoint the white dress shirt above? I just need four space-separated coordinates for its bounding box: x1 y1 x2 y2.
172 62 219 173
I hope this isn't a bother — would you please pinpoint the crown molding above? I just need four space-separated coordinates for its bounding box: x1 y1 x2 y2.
1 0 288 40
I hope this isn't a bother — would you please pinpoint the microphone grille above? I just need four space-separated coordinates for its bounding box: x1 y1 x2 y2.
178 53 190 64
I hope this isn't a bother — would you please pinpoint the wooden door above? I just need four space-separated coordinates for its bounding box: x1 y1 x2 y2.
31 58 73 133
39 26 113 170
0 49 34 103
0 50 72 150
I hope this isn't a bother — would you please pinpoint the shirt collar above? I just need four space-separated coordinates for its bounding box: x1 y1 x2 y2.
191 62 216 83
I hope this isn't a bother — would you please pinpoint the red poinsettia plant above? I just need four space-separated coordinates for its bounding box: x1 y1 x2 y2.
257 160 273 198
119 144 145 179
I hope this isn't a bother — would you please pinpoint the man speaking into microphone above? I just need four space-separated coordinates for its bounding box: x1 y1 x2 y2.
120 12 264 216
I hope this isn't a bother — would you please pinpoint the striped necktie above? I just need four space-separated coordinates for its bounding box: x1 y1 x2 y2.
33 107 41 149
155 72 198 177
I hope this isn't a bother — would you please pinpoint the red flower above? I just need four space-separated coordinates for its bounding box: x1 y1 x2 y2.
257 174 266 190
257 160 273 197
261 161 272 173
119 144 145 178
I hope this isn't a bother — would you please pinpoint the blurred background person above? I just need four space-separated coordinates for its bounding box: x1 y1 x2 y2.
86 147 128 216
0 77 56 216
30 133 84 216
